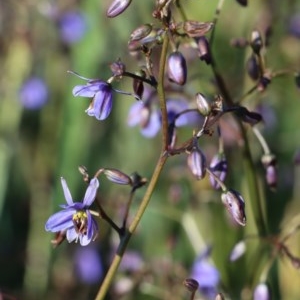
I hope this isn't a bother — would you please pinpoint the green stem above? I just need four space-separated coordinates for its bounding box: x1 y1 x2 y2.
94 32 170 300
94 154 168 300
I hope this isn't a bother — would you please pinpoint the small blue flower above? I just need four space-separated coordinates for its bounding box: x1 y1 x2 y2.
45 177 99 246
19 77 48 110
58 11 87 44
72 77 113 120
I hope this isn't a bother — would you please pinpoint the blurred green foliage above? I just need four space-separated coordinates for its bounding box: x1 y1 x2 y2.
1 0 300 299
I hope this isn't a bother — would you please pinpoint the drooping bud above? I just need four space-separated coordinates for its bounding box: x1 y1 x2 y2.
246 54 260 80
167 51 187 86
187 139 207 180
133 71 145 100
106 0 132 18
251 30 263 55
110 58 126 77
253 283 271 300
103 168 132 185
261 153 277 190
129 24 153 42
235 0 248 6
209 153 228 189
221 189 246 226
234 106 262 125
196 93 211 116
183 278 199 293
197 37 212 64
183 21 214 38
130 172 148 191
229 240 246 261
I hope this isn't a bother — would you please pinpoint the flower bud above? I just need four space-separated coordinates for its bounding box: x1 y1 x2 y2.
106 0 132 18
235 0 247 6
197 37 212 64
133 76 145 100
183 21 214 38
251 30 263 55
167 51 187 86
229 240 246 261
221 189 246 226
196 93 211 116
183 278 199 293
110 59 126 77
129 24 152 42
209 153 227 189
104 168 132 185
246 54 260 80
253 283 271 300
261 154 277 190
187 143 206 180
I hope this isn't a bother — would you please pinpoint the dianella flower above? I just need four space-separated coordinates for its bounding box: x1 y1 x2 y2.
167 51 187 85
71 73 113 120
45 177 99 246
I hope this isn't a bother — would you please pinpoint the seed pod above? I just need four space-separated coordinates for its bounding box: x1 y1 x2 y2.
221 189 246 226
229 240 246 261
196 93 211 116
251 30 263 55
183 21 214 38
106 0 132 18
197 37 212 64
246 54 260 80
209 153 227 189
187 142 206 180
104 168 132 185
167 51 187 86
253 283 271 300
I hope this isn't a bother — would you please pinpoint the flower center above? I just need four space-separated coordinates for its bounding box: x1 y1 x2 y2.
72 211 88 235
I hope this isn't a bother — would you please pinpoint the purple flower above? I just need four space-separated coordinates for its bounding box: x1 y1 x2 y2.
74 246 103 283
72 77 113 120
45 177 99 246
58 11 87 44
19 77 48 110
190 247 220 299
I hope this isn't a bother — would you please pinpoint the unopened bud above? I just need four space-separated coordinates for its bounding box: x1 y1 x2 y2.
167 51 187 86
106 0 132 18
253 283 271 300
104 168 132 185
110 59 126 77
197 37 212 64
229 240 246 261
246 54 260 80
221 189 246 226
262 153 277 190
130 24 153 42
133 71 145 100
209 153 227 189
130 172 148 190
196 93 211 116
183 21 214 38
187 143 206 180
235 0 248 6
251 30 263 54
183 278 199 293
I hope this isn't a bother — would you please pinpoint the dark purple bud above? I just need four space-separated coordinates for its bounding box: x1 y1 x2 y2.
221 189 246 226
257 73 271 92
133 71 145 99
253 283 271 300
235 0 248 6
104 168 132 185
261 154 277 190
209 153 228 189
295 73 300 89
234 106 263 125
197 37 212 64
130 172 148 190
183 278 199 293
167 51 187 86
187 143 206 180
229 240 246 261
106 0 132 18
246 54 260 80
196 93 211 116
110 59 126 77
251 30 263 55
183 21 214 38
